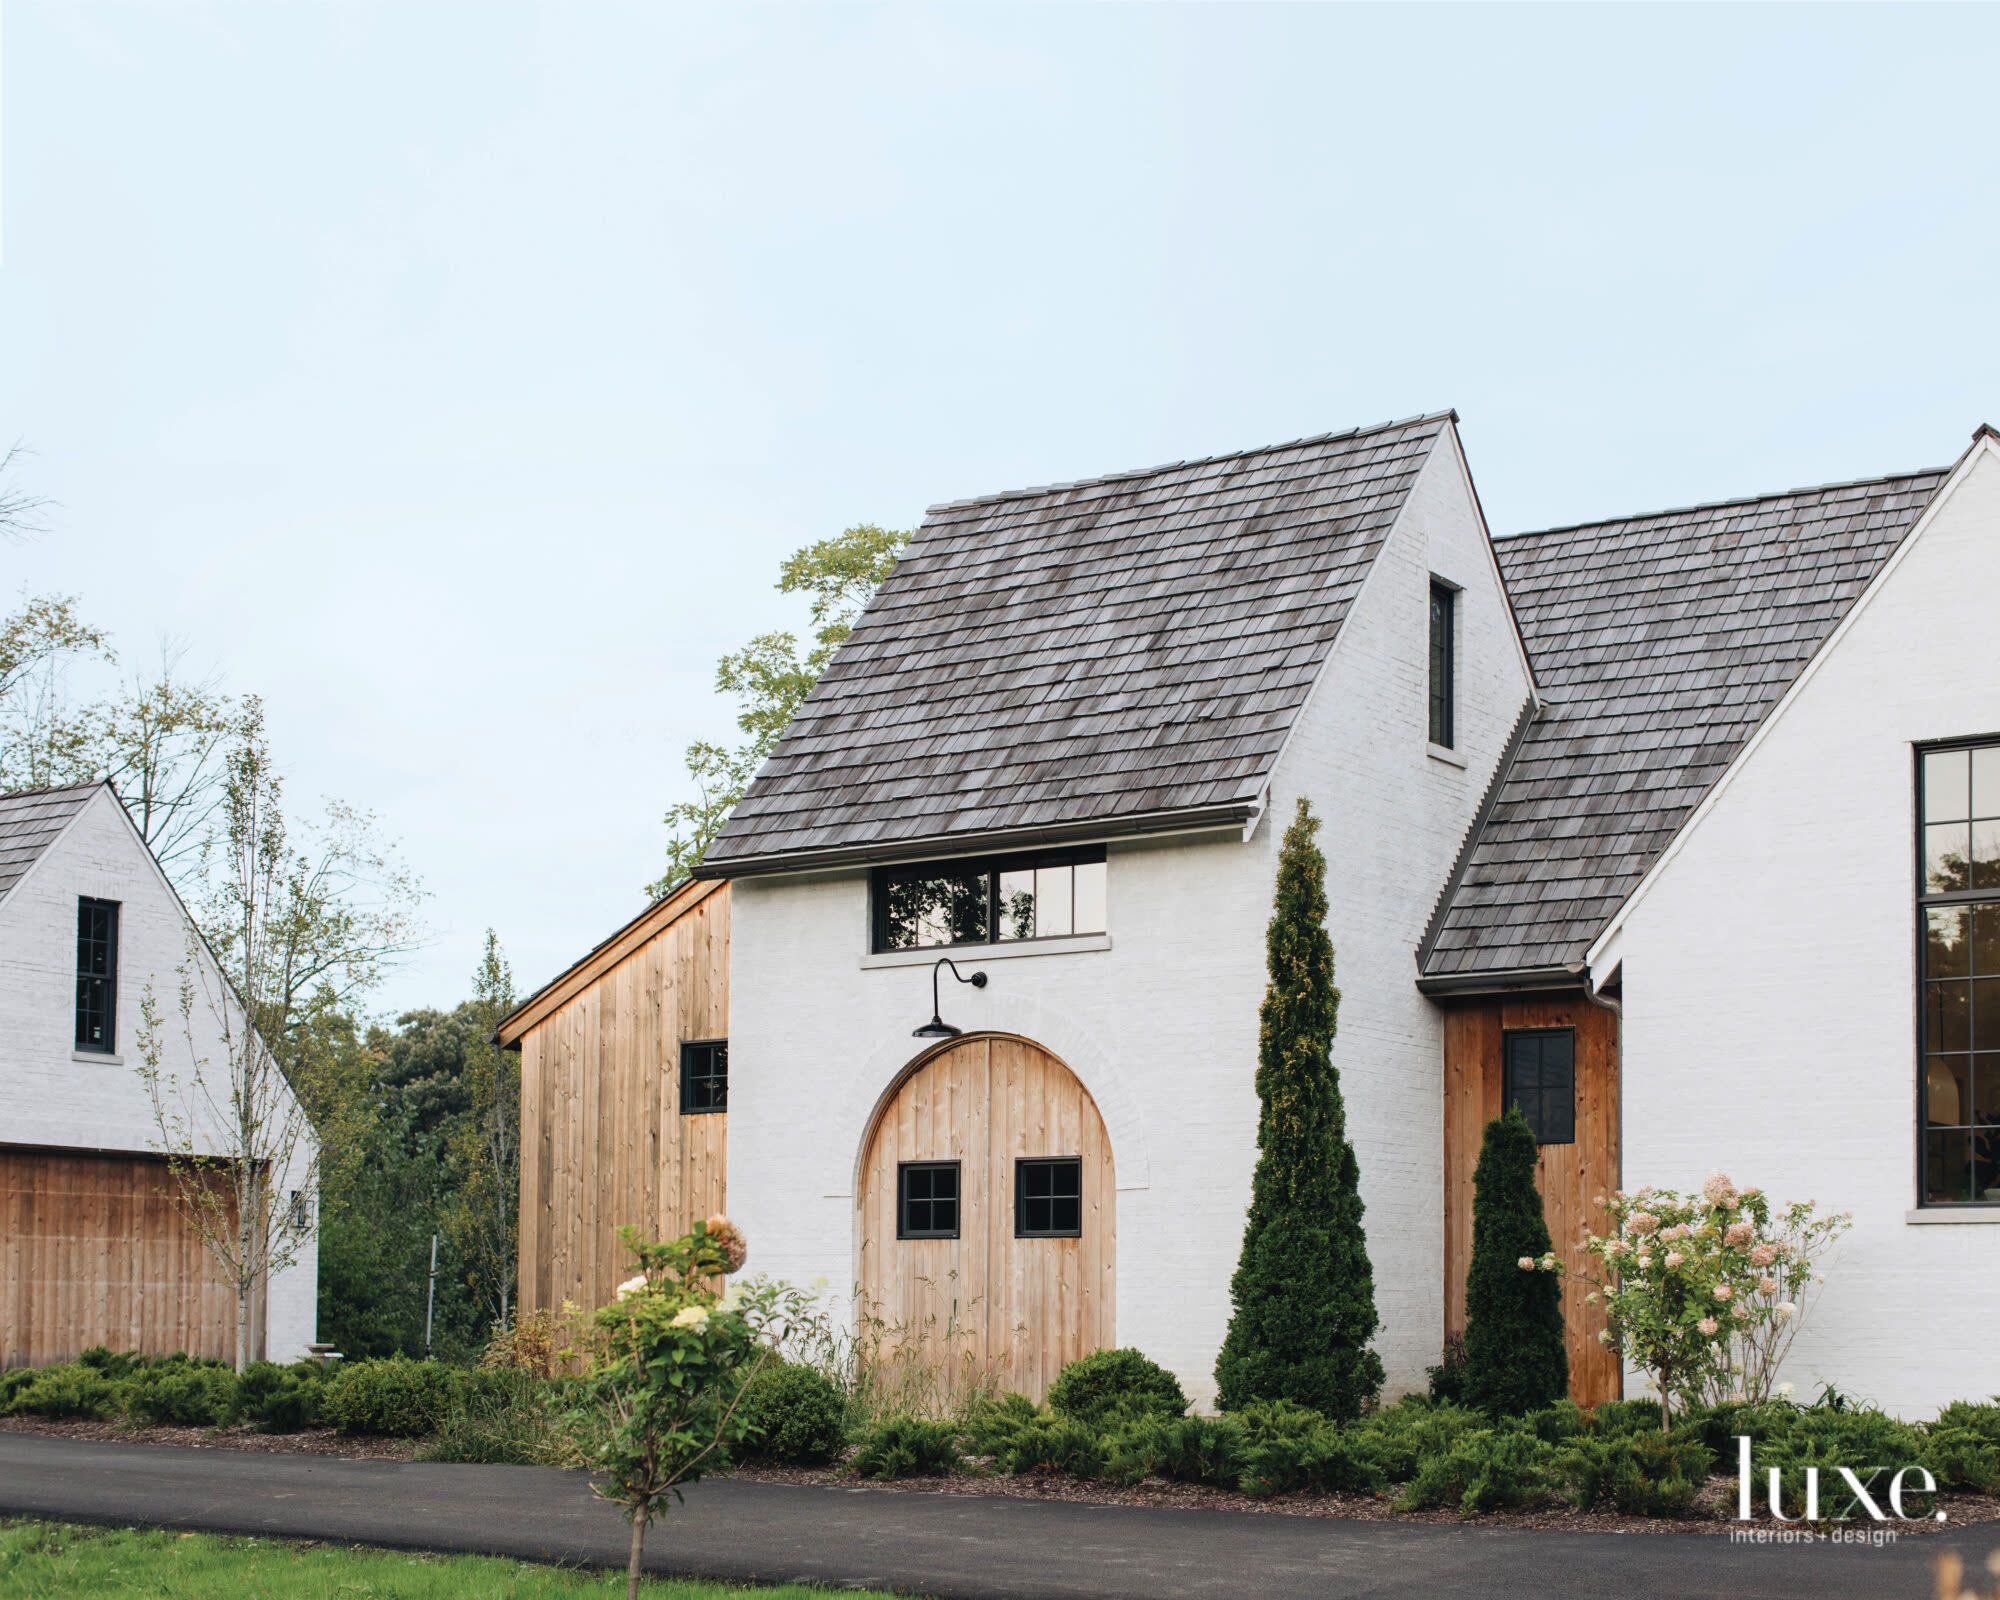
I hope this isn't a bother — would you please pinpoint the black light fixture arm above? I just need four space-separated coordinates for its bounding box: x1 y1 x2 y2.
913 956 988 1039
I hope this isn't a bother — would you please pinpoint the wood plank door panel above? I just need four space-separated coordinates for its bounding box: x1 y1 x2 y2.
858 1034 1115 1402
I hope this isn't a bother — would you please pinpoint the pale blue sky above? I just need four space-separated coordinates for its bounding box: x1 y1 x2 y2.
4 2 1997 1012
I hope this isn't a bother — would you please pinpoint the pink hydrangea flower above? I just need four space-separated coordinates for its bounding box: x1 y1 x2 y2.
1698 1317 1720 1336
1724 1221 1755 1247
1629 1212 1660 1236
1664 1251 1685 1268
1702 1171 1741 1210
1750 1244 1778 1267
1758 1276 1779 1296
1731 1305 1751 1321
1712 1283 1733 1301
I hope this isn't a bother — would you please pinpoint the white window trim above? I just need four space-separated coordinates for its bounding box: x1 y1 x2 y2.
1905 1208 2000 1225
861 933 1111 971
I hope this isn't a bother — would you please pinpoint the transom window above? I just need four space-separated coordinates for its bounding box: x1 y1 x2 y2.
897 1161 960 1238
1502 1028 1574 1145
1015 1158 1082 1238
871 847 1107 953
1920 742 2000 1204
680 1039 727 1114
1429 580 1456 749
75 898 119 1054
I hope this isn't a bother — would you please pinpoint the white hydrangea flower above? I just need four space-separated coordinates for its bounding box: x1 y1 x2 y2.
615 1274 649 1300
670 1304 710 1329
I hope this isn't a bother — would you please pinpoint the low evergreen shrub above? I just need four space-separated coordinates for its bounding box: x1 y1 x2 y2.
1047 1349 1187 1426
234 1361 328 1433
961 1391 1040 1457
4 1365 125 1420
126 1364 238 1427
850 1415 961 1479
736 1361 847 1465
1554 1429 1712 1518
1925 1401 2000 1492
1239 1424 1384 1499
75 1346 147 1379
1393 1424 1556 1517
318 1357 461 1436
1353 1397 1486 1481
1103 1414 1246 1489
993 1414 1107 1477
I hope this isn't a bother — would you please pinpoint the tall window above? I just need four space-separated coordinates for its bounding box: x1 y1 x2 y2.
75 898 119 1054
872 846 1107 953
680 1039 728 1114
1429 581 1456 749
1919 742 2000 1205
1502 1028 1574 1145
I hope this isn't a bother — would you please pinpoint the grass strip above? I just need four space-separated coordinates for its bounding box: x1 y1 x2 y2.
0 1518 904 1599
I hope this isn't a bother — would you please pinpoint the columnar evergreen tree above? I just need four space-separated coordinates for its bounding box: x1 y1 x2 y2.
1462 1106 1569 1415
1214 798 1384 1419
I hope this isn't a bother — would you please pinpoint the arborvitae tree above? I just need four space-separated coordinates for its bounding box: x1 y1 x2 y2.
1462 1106 1569 1415
1214 798 1384 1419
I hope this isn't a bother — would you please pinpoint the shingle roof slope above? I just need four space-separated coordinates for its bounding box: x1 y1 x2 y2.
0 782 100 903
703 413 1454 873
1422 468 1948 978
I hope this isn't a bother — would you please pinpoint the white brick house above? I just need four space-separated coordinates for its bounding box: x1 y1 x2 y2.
508 413 2000 1417
0 781 318 1366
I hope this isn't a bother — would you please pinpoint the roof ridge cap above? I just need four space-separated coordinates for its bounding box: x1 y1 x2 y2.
0 779 111 803
1497 464 1950 544
922 410 1457 516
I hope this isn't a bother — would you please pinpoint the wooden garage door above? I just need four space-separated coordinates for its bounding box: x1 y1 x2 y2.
0 1147 246 1367
857 1034 1114 1401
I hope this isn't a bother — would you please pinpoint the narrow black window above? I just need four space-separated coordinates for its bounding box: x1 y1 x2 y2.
680 1039 727 1114
1502 1028 1574 1145
1429 581 1456 748
871 846 1107 953
1015 1157 1082 1238
75 898 119 1053
1919 742 2000 1204
897 1161 960 1238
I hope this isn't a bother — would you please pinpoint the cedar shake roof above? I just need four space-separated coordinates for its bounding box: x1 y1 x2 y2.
700 412 1455 875
0 782 99 904
1420 467 1949 981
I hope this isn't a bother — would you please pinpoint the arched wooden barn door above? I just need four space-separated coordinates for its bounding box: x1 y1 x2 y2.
857 1034 1114 1400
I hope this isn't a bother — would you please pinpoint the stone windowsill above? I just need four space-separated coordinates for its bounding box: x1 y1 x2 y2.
1427 743 1468 770
1904 1207 2000 1224
860 933 1112 970
72 1050 125 1065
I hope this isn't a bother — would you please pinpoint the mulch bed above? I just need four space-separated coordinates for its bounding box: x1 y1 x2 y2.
9 1416 1993 1537
0 1416 416 1461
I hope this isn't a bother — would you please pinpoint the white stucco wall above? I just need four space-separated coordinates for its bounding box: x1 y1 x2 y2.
1602 441 2000 1418
0 788 318 1361
726 426 1531 1406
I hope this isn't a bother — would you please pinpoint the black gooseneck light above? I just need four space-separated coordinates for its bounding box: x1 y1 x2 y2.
912 956 987 1039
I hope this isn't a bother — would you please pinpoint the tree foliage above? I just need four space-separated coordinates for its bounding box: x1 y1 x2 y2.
1214 798 1384 1420
1462 1107 1568 1416
444 932 520 1330
647 522 907 898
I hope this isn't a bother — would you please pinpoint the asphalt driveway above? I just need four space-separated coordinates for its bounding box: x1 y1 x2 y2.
1 1434 1994 1599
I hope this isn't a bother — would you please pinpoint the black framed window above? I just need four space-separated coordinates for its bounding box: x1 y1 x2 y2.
1428 581 1456 749
897 1161 960 1238
1502 1028 1574 1145
1919 741 2000 1204
680 1039 727 1114
871 846 1107 953
75 897 119 1053
1015 1157 1082 1238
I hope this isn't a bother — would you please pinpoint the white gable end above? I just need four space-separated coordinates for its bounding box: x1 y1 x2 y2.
1605 436 2000 1416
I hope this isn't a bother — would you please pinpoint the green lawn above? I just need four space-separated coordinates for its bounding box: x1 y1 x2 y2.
0 1519 905 1600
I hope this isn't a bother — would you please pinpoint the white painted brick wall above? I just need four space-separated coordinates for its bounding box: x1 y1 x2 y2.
727 430 1528 1406
1609 442 2000 1418
0 789 318 1361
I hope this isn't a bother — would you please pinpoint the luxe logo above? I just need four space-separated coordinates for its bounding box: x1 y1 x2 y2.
1736 1436 1946 1522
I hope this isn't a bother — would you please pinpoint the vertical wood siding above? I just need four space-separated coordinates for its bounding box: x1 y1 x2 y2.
0 1147 248 1366
517 885 729 1321
1441 992 1621 1407
857 1034 1115 1401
